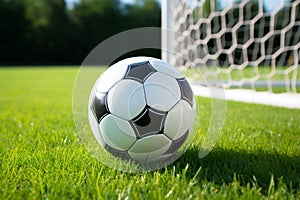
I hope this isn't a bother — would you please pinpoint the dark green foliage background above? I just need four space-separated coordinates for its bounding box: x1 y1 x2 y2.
0 0 161 65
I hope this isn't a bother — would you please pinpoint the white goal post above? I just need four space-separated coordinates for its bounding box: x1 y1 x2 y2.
162 0 300 108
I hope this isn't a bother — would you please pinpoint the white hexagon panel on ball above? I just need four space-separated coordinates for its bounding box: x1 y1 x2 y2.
164 99 196 140
144 72 181 112
107 79 146 120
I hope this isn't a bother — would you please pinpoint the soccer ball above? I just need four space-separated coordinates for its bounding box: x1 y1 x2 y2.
88 57 196 165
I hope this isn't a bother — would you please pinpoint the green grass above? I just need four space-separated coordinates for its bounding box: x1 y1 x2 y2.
0 67 300 199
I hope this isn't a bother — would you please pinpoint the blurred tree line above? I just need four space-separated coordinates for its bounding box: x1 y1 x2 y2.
0 0 161 65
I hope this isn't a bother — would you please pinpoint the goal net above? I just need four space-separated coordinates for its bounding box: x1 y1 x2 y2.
162 0 300 108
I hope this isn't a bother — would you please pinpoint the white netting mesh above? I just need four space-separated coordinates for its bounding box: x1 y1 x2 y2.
164 0 300 93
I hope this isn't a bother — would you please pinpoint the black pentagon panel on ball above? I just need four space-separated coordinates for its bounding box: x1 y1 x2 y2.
163 130 189 155
176 78 194 106
91 92 110 122
130 107 166 138
124 61 157 83
104 144 133 162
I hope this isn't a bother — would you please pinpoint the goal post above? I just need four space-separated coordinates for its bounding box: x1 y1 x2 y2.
162 0 300 108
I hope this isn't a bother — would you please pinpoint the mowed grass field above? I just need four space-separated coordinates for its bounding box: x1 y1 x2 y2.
0 67 300 199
